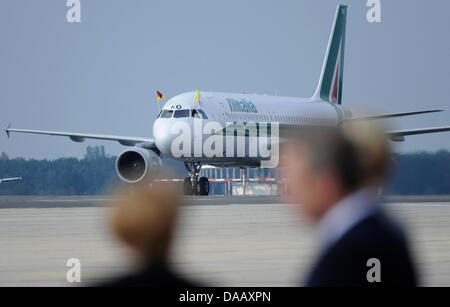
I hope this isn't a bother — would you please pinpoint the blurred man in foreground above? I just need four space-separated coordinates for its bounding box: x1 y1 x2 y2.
283 121 417 287
99 183 197 287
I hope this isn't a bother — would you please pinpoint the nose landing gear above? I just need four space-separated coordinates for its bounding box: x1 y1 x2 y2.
183 162 209 196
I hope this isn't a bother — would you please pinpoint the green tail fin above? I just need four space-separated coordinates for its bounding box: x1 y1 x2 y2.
313 5 347 105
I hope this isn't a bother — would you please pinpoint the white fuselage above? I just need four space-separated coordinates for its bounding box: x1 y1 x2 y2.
152 91 352 167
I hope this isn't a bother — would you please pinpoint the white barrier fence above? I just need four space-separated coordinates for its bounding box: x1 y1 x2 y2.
155 167 285 196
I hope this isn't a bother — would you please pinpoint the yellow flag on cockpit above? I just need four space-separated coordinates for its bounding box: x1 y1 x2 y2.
195 90 201 103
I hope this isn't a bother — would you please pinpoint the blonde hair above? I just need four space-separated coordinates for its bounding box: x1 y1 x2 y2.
340 120 391 186
111 183 180 260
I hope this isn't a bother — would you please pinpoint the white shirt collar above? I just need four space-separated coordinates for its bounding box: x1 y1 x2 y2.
316 188 379 251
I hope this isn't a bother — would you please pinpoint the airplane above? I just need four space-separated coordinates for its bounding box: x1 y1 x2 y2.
0 177 22 183
5 5 450 196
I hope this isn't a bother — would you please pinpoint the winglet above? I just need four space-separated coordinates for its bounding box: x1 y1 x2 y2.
5 123 11 138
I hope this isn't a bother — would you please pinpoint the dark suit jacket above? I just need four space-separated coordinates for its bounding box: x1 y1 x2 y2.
98 261 198 287
305 209 418 287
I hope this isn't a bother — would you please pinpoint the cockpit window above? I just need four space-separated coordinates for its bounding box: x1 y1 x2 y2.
192 109 201 119
174 109 190 118
160 109 207 119
156 110 162 118
160 109 173 118
198 109 208 119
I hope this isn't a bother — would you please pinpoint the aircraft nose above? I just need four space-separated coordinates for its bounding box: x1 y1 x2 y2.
154 117 197 158
153 118 174 155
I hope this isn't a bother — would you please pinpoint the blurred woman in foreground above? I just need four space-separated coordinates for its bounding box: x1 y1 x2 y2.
99 183 198 287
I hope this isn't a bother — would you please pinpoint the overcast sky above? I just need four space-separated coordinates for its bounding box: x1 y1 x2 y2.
1 0 449 159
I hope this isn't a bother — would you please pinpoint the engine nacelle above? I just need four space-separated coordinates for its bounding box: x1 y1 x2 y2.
115 147 163 183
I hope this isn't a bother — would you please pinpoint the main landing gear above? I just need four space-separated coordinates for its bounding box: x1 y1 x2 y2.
183 161 210 196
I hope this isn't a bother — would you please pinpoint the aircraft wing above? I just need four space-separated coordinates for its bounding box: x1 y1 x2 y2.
353 109 443 120
0 177 22 183
387 126 450 142
5 124 155 147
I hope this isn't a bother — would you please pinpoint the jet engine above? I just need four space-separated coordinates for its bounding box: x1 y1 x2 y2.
115 147 163 183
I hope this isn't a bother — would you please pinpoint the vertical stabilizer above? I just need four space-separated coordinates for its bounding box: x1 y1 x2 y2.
312 5 347 105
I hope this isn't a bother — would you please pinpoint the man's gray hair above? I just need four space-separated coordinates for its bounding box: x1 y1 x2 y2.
288 122 390 191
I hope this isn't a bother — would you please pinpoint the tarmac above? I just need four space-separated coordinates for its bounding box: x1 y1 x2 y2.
0 195 450 286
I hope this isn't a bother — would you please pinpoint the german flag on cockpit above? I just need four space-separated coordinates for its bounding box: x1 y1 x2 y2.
156 91 165 101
